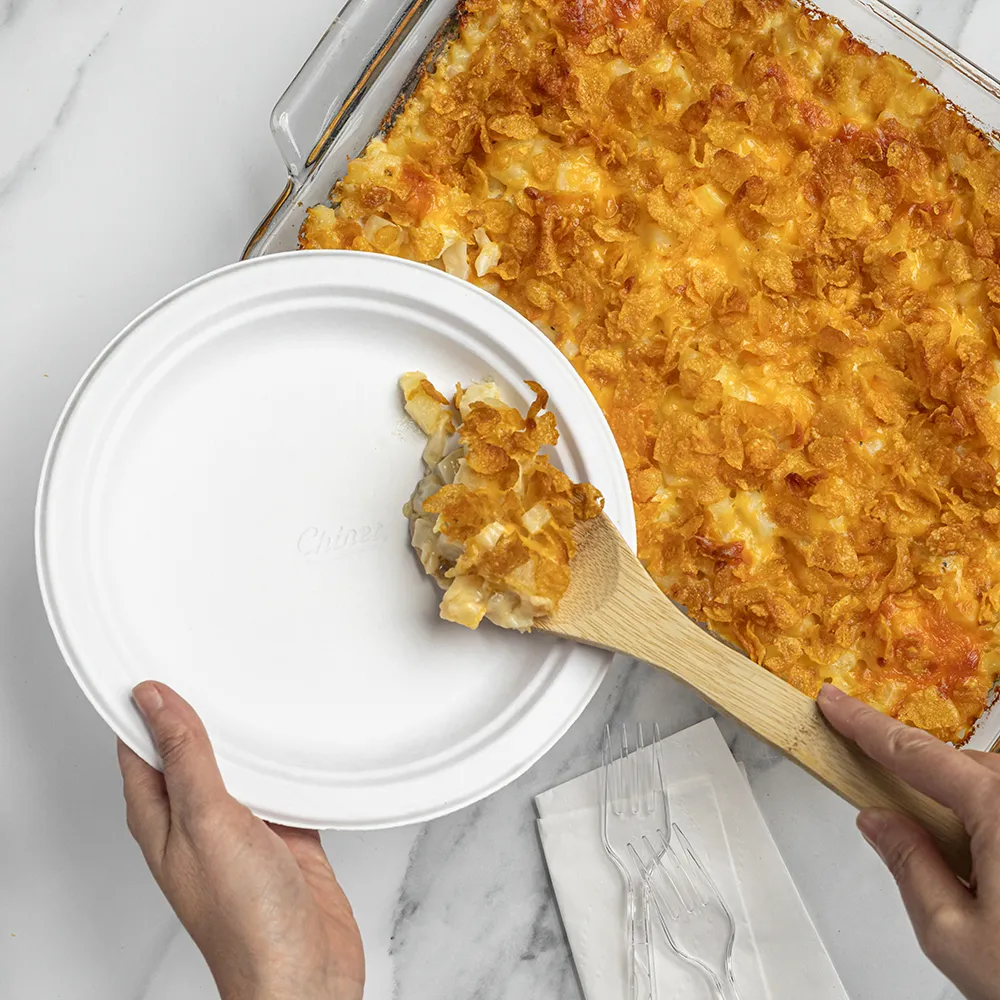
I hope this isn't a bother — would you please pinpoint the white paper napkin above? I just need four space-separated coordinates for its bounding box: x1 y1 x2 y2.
535 719 848 1000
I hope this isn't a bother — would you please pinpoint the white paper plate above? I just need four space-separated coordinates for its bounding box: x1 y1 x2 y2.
37 251 635 829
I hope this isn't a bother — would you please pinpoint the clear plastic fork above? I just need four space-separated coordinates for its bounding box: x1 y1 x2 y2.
601 724 667 1000
630 826 742 1000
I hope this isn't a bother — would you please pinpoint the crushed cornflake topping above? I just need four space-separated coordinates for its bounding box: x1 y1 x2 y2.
306 0 1000 742
401 373 603 631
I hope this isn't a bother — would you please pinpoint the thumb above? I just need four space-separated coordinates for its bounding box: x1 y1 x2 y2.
133 681 230 829
858 808 971 961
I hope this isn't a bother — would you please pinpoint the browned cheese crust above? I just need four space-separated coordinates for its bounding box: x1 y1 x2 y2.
303 0 1000 741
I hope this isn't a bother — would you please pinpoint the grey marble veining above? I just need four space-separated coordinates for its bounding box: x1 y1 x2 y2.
0 0 126 189
1 48 91 200
0 0 991 998
1 0 23 29
902 0 980 48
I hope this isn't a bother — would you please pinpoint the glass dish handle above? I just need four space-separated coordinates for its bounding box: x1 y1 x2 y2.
269 0 420 180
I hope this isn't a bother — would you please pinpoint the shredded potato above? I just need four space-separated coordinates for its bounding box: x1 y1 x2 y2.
401 374 603 631
305 0 1000 741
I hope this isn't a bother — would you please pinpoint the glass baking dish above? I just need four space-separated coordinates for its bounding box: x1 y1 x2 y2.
244 0 1000 750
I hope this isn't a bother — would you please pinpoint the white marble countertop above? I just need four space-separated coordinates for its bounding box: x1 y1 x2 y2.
1 1 994 997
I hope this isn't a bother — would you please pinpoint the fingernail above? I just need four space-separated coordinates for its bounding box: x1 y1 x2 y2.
133 682 164 718
818 683 845 704
857 809 888 854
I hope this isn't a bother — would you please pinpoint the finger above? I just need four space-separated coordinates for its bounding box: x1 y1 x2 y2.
818 685 992 822
117 738 170 868
858 808 973 970
956 754 1000 896
268 824 333 872
133 681 230 829
269 826 360 940
961 749 1000 778
267 822 322 844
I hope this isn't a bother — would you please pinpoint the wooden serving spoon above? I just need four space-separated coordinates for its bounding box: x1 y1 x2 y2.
539 512 972 879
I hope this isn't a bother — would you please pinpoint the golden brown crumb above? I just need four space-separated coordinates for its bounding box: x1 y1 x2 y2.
308 0 1000 741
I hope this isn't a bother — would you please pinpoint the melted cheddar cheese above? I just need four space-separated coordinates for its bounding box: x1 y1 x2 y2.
303 0 1000 742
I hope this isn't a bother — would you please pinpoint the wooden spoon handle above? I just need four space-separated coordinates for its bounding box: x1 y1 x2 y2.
631 608 969 877
549 519 972 877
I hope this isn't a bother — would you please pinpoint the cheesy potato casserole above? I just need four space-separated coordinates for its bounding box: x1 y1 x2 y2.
305 0 1000 741
401 373 603 629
